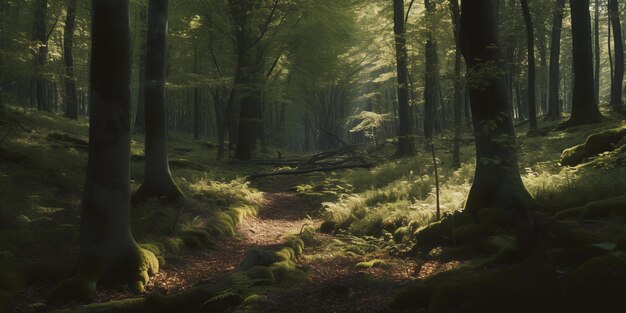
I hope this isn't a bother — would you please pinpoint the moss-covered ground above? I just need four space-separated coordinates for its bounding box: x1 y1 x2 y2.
2 106 626 313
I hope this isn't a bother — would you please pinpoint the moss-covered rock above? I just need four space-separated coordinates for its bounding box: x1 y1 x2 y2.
245 266 276 285
561 127 626 166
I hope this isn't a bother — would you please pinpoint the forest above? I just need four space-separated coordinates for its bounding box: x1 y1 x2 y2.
0 0 625 312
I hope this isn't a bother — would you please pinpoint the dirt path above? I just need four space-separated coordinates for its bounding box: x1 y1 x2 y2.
137 189 323 297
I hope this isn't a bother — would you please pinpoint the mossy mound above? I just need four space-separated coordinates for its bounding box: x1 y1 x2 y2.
561 127 626 166
555 195 626 220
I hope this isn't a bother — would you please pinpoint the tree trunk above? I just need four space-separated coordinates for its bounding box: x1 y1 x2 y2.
546 0 565 120
521 0 537 131
450 0 463 168
565 0 603 127
32 0 49 112
393 0 415 156
460 0 532 215
593 0 600 106
609 0 624 108
193 47 201 140
134 5 147 133
423 0 440 145
49 0 157 303
231 1 264 161
133 0 184 204
63 0 78 119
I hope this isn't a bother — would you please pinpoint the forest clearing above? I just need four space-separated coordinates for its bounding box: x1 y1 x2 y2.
1 0 626 312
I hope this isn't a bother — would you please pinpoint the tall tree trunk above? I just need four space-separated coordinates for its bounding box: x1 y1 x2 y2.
32 0 49 112
423 0 440 145
393 0 415 156
134 5 147 133
231 0 264 161
450 0 463 168
193 47 201 140
49 0 158 302
565 0 603 127
593 0 600 106
133 0 184 204
609 0 624 108
460 0 532 215
547 0 565 120
63 0 78 119
521 0 537 131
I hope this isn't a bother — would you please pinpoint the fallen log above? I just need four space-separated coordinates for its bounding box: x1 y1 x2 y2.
247 163 374 180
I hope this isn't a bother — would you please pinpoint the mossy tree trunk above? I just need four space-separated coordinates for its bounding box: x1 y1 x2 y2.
63 0 78 119
133 0 184 204
460 0 533 216
563 0 603 127
546 0 565 121
50 0 158 303
609 0 624 108
393 0 415 157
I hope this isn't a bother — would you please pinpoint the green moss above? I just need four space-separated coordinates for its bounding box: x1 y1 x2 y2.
561 126 626 166
270 261 310 285
245 266 276 285
555 195 626 220
237 248 281 271
354 259 388 269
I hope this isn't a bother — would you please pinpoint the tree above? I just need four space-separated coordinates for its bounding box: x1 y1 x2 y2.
546 0 565 121
564 0 603 127
49 0 157 302
230 0 275 161
64 0 78 119
521 0 537 131
450 0 463 168
133 0 184 204
32 0 49 112
593 0 600 106
393 0 415 156
609 0 624 108
134 4 148 133
424 0 441 144
460 0 532 215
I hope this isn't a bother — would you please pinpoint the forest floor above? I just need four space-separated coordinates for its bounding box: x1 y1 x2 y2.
4 106 626 313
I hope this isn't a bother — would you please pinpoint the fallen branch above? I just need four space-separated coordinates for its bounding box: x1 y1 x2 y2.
247 163 374 180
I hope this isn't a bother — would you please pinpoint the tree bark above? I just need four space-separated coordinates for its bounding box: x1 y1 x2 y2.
460 0 532 215
63 0 78 119
546 0 565 120
393 0 415 156
231 0 265 161
450 0 463 168
594 0 600 106
609 0 624 108
32 0 49 112
134 5 147 133
49 0 157 303
133 0 184 204
423 0 440 145
193 46 201 140
521 0 537 132
565 0 603 127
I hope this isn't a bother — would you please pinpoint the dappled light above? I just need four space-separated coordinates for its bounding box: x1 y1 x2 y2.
1 0 626 312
